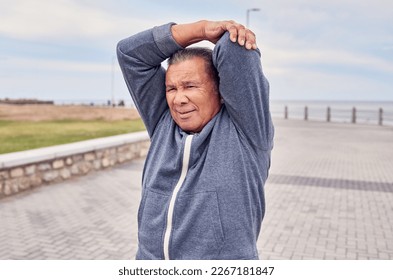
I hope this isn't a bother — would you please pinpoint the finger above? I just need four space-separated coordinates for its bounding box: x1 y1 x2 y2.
245 30 257 50
226 24 239 43
237 27 247 46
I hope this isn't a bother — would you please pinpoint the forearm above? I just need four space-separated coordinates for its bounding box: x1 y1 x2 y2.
171 20 258 50
117 23 181 67
171 20 208 48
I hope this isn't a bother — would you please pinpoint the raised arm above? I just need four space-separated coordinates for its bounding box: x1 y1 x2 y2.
213 32 274 151
117 23 182 137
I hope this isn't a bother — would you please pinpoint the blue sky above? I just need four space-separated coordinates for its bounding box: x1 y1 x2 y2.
0 0 392 103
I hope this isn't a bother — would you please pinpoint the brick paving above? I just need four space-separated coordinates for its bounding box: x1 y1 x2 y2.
258 119 393 260
1 119 392 259
0 160 143 260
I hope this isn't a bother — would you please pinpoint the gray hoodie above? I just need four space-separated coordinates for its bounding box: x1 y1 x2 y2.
117 23 274 260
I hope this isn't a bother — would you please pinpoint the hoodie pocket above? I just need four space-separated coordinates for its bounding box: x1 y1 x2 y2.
137 190 170 259
171 191 225 259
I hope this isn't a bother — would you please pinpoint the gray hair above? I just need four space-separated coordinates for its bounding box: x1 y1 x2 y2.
167 47 219 93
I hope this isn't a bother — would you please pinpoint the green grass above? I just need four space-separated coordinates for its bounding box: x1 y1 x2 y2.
0 119 146 154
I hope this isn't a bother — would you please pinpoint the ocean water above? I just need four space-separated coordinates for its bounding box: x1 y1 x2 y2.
270 100 393 126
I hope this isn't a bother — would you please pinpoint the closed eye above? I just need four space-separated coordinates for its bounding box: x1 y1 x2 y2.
183 82 198 89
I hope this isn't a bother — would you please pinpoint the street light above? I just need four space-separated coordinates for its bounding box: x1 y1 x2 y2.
246 8 260 28
111 56 115 107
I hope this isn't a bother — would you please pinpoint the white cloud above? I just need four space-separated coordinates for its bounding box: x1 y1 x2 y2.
0 55 129 101
0 0 149 41
2 56 112 74
264 46 393 74
263 43 393 100
242 0 393 48
268 65 392 101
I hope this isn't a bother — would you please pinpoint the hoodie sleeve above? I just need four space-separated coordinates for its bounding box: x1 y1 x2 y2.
212 32 274 151
116 23 183 137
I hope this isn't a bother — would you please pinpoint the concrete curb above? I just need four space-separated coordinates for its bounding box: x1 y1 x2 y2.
0 131 150 198
0 131 149 169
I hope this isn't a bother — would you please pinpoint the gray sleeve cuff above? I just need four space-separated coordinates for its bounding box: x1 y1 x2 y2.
152 22 184 57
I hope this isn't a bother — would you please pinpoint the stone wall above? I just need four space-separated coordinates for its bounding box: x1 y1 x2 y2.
0 132 150 199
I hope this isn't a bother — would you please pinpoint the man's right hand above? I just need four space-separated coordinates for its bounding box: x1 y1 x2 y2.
203 20 257 50
171 20 257 50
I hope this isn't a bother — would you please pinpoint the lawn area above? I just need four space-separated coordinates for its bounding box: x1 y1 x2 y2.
0 119 146 154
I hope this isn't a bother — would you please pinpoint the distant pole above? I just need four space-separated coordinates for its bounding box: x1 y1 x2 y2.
304 106 308 121
284 106 288 119
352 107 356 124
111 56 115 107
327 107 331 122
379 108 383 126
246 8 260 28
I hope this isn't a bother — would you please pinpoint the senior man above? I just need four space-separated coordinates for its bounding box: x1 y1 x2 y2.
117 20 274 260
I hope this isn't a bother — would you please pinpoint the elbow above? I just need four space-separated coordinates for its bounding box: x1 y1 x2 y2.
213 32 261 65
214 32 231 52
116 39 126 58
116 39 132 66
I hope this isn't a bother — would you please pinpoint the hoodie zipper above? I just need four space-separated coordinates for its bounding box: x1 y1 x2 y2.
163 134 193 260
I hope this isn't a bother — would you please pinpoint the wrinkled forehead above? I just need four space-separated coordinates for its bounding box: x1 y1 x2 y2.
165 58 208 83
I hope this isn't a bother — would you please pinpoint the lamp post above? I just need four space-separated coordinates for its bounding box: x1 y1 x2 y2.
246 8 260 28
111 56 115 107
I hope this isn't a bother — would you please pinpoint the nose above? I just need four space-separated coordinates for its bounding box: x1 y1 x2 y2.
173 89 189 105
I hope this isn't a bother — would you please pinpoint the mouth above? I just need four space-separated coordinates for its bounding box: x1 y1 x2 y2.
176 109 196 119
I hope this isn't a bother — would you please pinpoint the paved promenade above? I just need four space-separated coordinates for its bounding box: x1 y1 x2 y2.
1 119 392 259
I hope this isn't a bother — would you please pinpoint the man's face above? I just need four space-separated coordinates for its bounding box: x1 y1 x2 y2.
165 57 221 133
